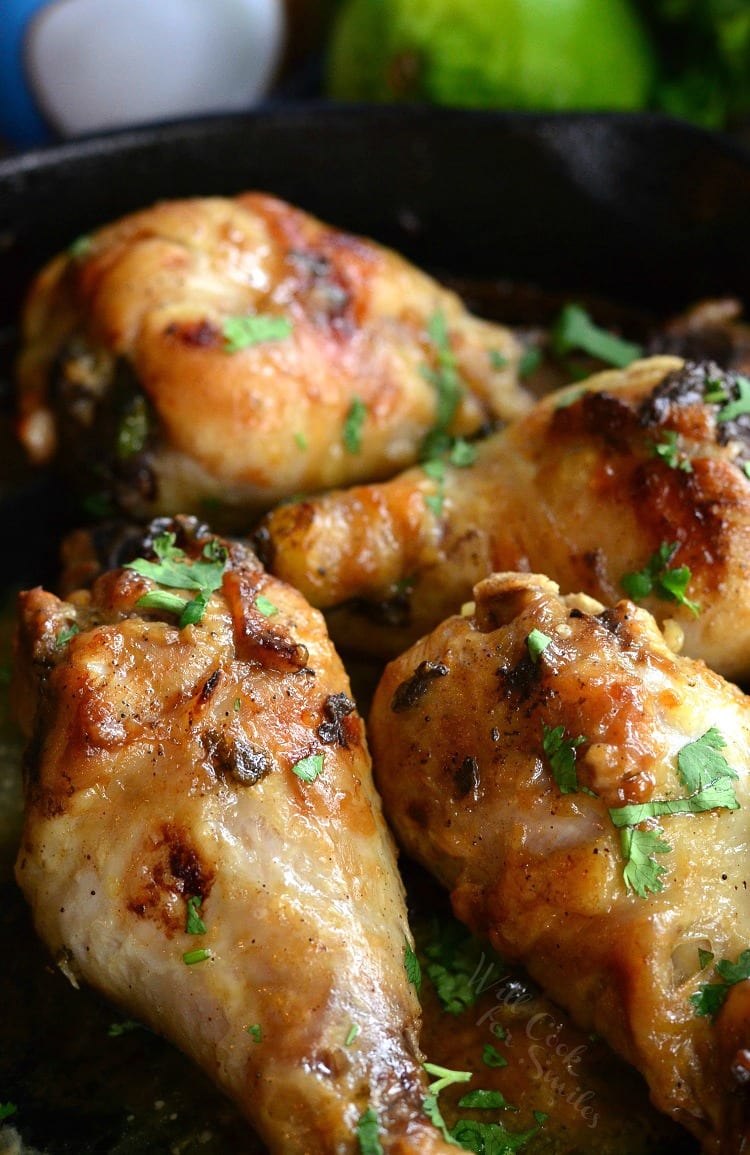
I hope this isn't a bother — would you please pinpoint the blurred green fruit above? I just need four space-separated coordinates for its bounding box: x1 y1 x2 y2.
327 0 656 111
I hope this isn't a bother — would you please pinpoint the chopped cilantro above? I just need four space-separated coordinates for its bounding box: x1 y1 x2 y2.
234 698 241 712
424 1063 472 1094
489 349 508 370
127 533 227 628
482 1042 508 1069
458 1089 517 1111
56 623 80 649
422 1092 453 1144
450 1112 547 1153
449 438 478 468
618 826 671 898
744 462 750 480
255 593 279 618
691 949 750 1018
343 397 367 454
182 948 211 965
404 939 422 993
423 458 446 517
526 629 551 663
422 916 501 1015
107 1020 142 1037
677 729 737 794
519 345 542 378
551 303 642 368
717 374 750 422
651 429 692 472
609 776 739 827
621 541 700 617
704 380 728 404
345 1023 360 1046
356 1106 383 1154
185 895 207 936
698 948 715 970
420 309 464 460
223 313 293 353
116 395 150 460
246 1024 262 1042
69 234 92 258
0 1103 17 1122
542 724 585 795
294 431 308 451
291 753 324 783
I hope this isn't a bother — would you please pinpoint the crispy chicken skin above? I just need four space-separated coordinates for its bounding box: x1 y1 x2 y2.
12 521 454 1155
15 193 528 528
258 356 750 680
369 572 750 1153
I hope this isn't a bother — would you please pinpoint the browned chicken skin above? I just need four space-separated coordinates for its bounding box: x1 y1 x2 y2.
12 520 455 1154
15 193 528 528
258 355 750 680
369 572 750 1153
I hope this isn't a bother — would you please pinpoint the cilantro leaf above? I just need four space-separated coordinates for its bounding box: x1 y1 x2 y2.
294 430 308 451
182 948 211 965
691 949 750 1018
542 724 585 794
619 826 671 898
223 313 293 353
186 895 207 935
255 593 279 618
698 948 715 970
127 533 227 627
56 623 80 649
343 397 367 454
482 1043 508 1069
404 940 422 993
0 1103 17 1122
423 458 446 517
291 754 324 783
458 1089 517 1111
489 350 508 370
717 374 750 422
621 541 700 617
420 309 464 460
246 1023 262 1042
650 429 692 473
357 1107 383 1155
526 629 551 663
450 1113 546 1153
345 1023 360 1046
422 916 505 1015
107 1020 142 1037
449 439 477 468
677 729 737 794
609 776 740 827
551 303 643 368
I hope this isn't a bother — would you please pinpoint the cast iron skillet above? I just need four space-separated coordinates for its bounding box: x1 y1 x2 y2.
1 105 750 1154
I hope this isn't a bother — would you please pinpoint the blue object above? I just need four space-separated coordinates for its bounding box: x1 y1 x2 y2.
0 0 53 146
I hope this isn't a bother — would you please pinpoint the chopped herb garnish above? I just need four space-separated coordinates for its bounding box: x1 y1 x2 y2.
56 623 80 649
451 1113 547 1153
704 380 728 404
343 397 367 454
482 1042 508 1069
621 541 700 617
651 429 692 472
223 313 293 352
677 729 737 794
551 303 643 368
424 1063 472 1095
345 1023 360 1046
294 431 308 451
126 532 227 628
420 309 464 460
255 593 279 618
698 948 715 970
234 698 241 712
542 724 585 795
291 753 324 783
107 1020 142 1038
717 374 750 422
404 939 422 993
526 629 551 663
744 462 750 480
519 345 542 378
609 776 740 828
246 1024 262 1042
423 458 446 517
356 1106 383 1155
186 895 207 936
0 1103 17 1122
182 948 211 965
457 1089 517 1111
69 234 92 258
691 949 750 1018
618 826 671 898
449 438 477 468
489 349 508 370
116 395 150 460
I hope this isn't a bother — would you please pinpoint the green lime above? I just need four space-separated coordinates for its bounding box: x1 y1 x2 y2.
327 0 656 112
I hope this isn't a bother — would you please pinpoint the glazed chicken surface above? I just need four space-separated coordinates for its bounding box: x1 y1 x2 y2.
258 355 750 680
15 192 528 529
12 520 455 1155
369 571 750 1153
